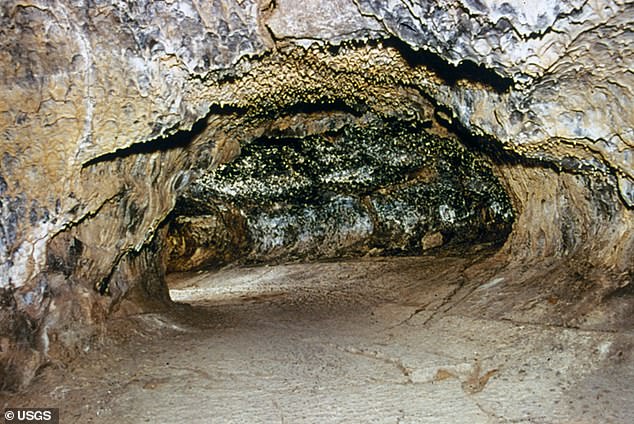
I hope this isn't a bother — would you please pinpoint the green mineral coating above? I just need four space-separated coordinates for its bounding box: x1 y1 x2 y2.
175 118 514 262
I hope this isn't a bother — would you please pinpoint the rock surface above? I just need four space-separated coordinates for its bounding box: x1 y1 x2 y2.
0 0 632 391
168 119 513 270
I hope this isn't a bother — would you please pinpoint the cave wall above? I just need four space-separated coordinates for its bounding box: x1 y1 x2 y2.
167 119 515 271
1 0 632 390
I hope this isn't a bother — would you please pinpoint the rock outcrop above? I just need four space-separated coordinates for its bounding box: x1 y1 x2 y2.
1 0 632 391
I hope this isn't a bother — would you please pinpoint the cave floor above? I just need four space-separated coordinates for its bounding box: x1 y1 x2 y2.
4 255 634 423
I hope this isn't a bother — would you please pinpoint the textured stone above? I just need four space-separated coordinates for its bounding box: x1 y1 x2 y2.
169 119 513 268
0 0 632 392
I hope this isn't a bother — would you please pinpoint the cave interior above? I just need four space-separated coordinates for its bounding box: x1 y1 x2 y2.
1 1 633 422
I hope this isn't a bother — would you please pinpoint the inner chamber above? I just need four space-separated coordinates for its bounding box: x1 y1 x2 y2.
165 117 514 273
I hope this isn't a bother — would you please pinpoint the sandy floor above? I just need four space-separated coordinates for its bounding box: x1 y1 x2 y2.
3 255 633 423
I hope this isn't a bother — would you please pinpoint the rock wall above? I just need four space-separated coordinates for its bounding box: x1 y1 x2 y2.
168 118 514 270
1 0 632 391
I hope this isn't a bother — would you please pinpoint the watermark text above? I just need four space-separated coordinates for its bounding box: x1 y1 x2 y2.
4 409 59 424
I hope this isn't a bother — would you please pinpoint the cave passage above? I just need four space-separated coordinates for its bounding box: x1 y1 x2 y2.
2 2 633 421
99 116 628 423
165 117 514 273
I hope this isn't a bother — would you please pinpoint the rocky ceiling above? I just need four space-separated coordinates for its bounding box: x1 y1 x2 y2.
0 0 632 391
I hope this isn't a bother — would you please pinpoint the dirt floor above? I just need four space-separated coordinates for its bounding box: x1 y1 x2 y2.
3 254 633 423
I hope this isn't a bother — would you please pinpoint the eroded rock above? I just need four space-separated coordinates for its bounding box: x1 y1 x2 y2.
0 0 632 391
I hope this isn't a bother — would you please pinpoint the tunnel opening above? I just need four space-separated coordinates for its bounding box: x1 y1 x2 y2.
164 116 514 275
159 112 518 333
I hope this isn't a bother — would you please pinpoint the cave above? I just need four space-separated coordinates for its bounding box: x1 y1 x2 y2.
1 1 633 422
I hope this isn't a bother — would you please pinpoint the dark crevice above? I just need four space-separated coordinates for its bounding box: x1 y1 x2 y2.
207 103 248 115
381 37 513 93
256 98 367 120
604 280 634 300
93 250 126 296
431 102 587 174
81 118 208 168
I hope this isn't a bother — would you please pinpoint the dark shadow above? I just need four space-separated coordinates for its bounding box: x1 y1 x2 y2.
432 103 582 174
263 98 367 118
382 38 513 94
82 118 209 168
207 103 248 115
